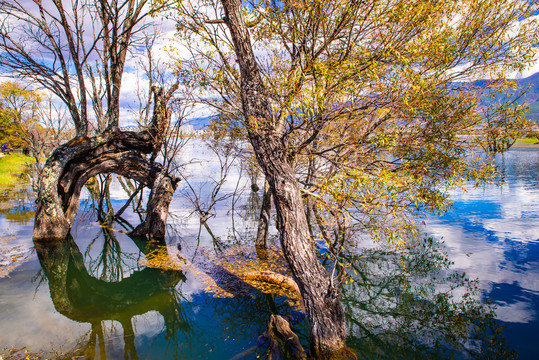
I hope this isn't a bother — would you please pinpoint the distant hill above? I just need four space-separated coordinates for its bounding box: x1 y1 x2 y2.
517 72 539 124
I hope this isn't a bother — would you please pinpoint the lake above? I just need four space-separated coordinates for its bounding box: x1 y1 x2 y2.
0 144 538 359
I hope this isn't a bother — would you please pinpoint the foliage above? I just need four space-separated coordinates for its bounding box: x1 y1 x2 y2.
168 0 538 260
0 81 41 149
0 81 71 164
478 82 535 153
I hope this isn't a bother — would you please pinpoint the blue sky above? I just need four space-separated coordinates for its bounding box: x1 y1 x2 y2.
1 0 538 130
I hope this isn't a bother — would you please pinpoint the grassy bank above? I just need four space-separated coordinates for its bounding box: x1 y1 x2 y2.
515 137 539 144
0 153 33 186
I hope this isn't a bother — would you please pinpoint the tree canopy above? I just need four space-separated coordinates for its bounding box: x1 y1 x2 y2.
171 0 538 244
167 0 539 354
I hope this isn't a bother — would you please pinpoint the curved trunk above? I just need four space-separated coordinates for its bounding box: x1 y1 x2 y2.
221 0 347 355
33 85 179 241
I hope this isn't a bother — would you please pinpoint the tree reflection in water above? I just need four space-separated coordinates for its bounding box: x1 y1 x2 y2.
34 231 187 359
341 237 514 359
29 177 515 359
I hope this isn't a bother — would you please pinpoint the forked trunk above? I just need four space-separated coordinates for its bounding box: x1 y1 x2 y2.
221 0 347 355
33 85 179 242
251 133 347 356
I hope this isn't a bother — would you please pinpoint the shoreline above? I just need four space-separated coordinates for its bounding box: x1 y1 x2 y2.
509 143 539 151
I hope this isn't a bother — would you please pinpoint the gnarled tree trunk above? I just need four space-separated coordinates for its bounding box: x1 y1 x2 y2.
221 0 347 356
130 171 179 239
33 85 179 241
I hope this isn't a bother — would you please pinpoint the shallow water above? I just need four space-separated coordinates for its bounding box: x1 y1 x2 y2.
0 145 537 359
426 150 539 359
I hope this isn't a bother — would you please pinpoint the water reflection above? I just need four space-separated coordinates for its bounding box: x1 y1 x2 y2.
29 229 514 359
0 185 35 225
426 150 539 359
34 235 187 359
342 237 513 359
2 147 538 358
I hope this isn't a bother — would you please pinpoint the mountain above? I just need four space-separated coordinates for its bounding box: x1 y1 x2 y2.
517 71 539 124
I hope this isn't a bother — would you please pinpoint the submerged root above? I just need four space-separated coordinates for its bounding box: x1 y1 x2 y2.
139 245 302 303
230 314 307 360
210 246 302 303
264 314 306 359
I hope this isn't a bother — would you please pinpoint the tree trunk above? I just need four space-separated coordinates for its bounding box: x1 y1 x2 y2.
252 135 347 357
255 180 272 249
221 0 347 356
130 171 179 240
33 85 179 242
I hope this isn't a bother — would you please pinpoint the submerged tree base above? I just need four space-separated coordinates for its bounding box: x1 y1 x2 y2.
33 86 179 242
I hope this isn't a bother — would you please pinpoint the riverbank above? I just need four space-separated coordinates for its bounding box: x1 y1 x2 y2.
0 153 33 186
510 142 539 151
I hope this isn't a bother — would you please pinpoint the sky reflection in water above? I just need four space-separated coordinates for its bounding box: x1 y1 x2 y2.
427 150 539 359
0 144 538 358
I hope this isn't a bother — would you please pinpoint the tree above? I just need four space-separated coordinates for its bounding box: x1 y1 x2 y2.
478 85 533 153
169 0 538 356
0 0 179 241
0 81 42 150
0 81 74 187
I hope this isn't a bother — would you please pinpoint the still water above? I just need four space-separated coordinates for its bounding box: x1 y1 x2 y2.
0 146 538 359
427 149 539 359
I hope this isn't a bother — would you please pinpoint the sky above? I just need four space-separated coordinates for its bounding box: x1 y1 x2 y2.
1 0 538 130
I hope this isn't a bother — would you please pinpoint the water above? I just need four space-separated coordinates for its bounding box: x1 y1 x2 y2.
0 146 538 359
426 150 539 359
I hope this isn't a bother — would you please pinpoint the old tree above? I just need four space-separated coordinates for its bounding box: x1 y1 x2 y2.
1 0 538 357
0 0 180 240
170 0 538 356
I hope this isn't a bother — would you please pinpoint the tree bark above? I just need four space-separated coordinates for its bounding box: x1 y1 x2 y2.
130 171 179 240
220 0 346 356
33 85 179 241
255 180 272 250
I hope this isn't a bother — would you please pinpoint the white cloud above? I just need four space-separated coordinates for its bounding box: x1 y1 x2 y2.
495 301 537 323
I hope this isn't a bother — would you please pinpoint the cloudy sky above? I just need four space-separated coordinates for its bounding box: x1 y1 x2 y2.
1 0 538 130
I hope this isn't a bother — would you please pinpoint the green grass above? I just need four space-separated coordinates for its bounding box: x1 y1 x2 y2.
514 137 539 144
0 153 33 186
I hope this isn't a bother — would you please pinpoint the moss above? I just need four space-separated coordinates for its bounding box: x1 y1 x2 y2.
67 136 88 147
